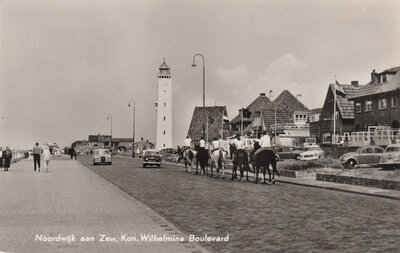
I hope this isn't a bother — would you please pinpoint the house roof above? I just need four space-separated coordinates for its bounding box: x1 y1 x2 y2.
349 66 400 99
230 93 272 124
274 90 310 112
260 108 293 129
328 82 360 119
187 106 228 141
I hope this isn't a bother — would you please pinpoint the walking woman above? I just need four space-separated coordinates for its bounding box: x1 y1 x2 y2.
42 146 51 172
3 147 12 171
0 147 3 169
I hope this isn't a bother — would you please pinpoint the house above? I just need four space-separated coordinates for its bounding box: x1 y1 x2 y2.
230 91 311 146
187 106 229 143
348 67 400 130
310 81 361 144
309 108 322 123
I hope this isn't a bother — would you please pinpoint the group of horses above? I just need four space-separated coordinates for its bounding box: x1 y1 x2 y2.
181 143 279 184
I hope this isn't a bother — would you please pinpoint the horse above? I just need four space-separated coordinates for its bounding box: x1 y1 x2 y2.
210 149 226 178
232 149 251 182
182 148 194 173
229 143 237 160
196 147 210 175
252 149 280 184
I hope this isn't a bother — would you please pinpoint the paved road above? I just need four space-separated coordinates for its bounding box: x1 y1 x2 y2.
80 155 400 253
0 158 208 253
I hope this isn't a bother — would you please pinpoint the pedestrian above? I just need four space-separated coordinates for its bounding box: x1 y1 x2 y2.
32 142 41 172
0 147 3 169
42 146 51 172
69 147 75 159
3 147 12 171
73 149 77 160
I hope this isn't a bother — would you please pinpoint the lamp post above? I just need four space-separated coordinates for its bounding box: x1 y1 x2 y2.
107 114 112 149
191 53 205 107
269 90 277 147
128 100 136 158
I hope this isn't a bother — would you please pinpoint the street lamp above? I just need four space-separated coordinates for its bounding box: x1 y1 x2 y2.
107 114 112 149
191 53 205 107
128 100 136 158
269 90 277 147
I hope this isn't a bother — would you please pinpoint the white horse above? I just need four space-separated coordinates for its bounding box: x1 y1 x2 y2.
210 149 226 178
182 148 195 173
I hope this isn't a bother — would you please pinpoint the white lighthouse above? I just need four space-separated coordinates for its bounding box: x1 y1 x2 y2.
155 59 173 150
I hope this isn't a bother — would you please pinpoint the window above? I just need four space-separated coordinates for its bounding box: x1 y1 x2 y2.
164 102 166 107
163 116 166 121
294 114 307 124
163 130 165 135
382 74 387 83
164 90 166 93
365 99 373 111
374 148 383 153
362 148 374 154
379 97 387 109
391 95 398 107
355 103 361 113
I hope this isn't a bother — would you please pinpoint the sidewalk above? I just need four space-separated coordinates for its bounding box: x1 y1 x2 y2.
0 159 210 253
163 160 400 200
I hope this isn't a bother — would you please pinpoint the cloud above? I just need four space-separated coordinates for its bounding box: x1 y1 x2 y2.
216 64 250 84
252 53 307 99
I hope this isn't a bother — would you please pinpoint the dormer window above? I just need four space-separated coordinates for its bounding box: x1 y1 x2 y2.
382 74 387 83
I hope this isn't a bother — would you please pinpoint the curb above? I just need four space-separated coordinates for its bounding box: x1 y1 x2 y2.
162 160 400 201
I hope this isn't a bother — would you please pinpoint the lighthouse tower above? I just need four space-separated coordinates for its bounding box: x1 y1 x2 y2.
156 59 173 150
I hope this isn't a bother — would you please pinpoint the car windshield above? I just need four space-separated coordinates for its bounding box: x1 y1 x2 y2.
305 147 320 151
356 147 364 153
146 151 159 156
96 150 109 155
385 147 400 152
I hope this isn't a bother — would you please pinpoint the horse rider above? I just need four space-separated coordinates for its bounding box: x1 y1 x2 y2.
211 137 226 168
176 136 192 164
254 132 271 156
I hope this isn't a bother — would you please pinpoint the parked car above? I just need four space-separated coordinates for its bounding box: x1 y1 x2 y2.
143 149 162 168
159 148 176 157
299 146 325 161
379 144 400 169
93 149 112 165
339 145 384 169
273 147 303 160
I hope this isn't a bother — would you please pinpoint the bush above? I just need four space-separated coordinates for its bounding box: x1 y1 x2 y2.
277 157 343 171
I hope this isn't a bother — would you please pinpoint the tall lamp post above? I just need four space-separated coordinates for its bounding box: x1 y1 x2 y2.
269 90 277 147
107 114 112 149
128 99 136 158
191 53 205 107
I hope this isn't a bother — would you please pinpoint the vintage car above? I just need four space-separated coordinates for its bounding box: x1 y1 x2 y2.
299 146 325 161
143 149 162 168
93 149 112 165
379 144 400 169
339 145 384 169
273 147 303 160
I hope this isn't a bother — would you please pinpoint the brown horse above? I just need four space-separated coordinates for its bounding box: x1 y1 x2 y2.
252 149 280 184
232 149 251 182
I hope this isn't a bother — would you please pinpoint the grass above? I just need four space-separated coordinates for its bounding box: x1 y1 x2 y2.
277 157 343 171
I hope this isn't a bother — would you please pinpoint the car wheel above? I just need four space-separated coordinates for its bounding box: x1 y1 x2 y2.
295 155 300 160
143 164 146 168
109 162 112 165
344 159 356 169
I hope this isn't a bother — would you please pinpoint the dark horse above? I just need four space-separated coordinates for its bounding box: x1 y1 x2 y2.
195 145 209 175
232 149 251 182
229 143 237 160
253 149 280 184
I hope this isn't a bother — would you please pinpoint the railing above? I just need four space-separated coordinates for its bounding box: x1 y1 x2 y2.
334 128 400 147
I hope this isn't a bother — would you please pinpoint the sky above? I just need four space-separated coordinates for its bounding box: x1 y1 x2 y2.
1 0 399 149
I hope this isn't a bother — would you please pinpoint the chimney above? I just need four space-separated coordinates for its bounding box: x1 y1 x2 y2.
260 93 266 97
351 81 359 88
371 69 377 84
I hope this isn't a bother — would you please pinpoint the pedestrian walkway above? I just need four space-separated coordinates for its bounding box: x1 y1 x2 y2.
0 160 209 253
163 160 400 200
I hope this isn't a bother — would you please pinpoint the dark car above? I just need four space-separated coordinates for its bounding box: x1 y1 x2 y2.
339 145 385 169
273 147 303 160
143 149 162 168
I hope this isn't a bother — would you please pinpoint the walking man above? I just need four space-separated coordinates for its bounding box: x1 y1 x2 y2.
3 147 12 171
32 142 41 172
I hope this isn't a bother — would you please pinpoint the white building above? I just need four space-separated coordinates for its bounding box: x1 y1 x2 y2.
155 60 173 150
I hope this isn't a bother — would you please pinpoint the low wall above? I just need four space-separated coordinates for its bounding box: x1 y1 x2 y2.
316 173 400 190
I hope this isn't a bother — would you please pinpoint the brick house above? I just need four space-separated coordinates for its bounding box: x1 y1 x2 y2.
310 81 361 144
348 67 400 130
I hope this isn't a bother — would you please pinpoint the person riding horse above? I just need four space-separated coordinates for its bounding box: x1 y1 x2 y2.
177 135 192 164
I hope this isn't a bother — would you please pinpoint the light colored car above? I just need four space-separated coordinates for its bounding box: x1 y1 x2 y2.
379 144 400 169
299 146 325 161
143 149 162 168
93 149 112 165
339 145 384 169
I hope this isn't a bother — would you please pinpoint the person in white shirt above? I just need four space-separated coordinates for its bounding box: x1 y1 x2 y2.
42 146 51 172
233 135 243 149
199 137 206 148
183 135 192 148
255 132 272 156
